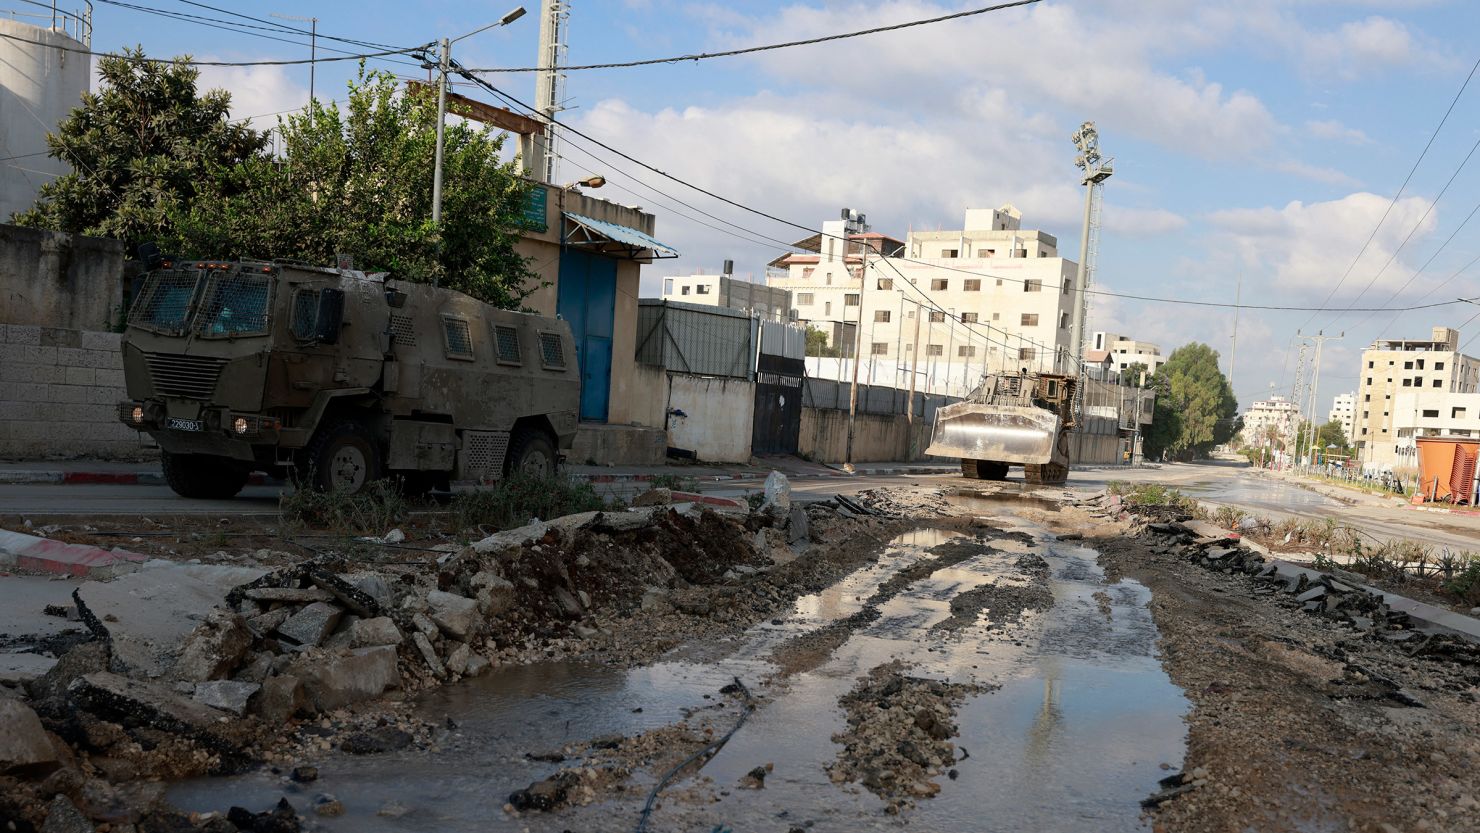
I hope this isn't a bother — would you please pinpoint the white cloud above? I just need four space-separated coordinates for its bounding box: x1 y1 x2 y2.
1270 159 1362 187
194 64 309 134
1304 119 1373 145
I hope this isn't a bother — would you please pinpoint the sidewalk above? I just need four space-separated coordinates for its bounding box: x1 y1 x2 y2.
0 458 960 487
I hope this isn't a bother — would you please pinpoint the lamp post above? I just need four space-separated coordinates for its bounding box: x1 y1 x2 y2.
271 13 318 103
431 6 527 227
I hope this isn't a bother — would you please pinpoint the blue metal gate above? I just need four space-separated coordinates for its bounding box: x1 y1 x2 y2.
557 249 617 422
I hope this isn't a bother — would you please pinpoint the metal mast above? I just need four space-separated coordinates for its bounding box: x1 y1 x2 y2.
531 0 568 184
1068 121 1113 376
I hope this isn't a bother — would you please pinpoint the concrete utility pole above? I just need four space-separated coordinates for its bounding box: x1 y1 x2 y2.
1299 330 1343 471
432 7 528 226
906 300 923 428
1068 121 1113 378
844 209 870 471
530 0 569 183
271 13 317 103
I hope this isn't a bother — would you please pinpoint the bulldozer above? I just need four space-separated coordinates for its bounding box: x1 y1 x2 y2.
925 371 1077 485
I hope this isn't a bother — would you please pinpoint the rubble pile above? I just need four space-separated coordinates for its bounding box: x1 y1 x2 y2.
827 661 987 812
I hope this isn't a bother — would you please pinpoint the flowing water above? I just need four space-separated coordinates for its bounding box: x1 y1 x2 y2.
170 518 1187 832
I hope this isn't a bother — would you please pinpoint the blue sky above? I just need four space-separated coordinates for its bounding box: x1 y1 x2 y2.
86 0 1480 413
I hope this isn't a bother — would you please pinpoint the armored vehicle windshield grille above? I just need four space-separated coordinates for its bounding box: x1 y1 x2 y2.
539 332 565 369
195 270 272 337
390 314 417 347
291 290 319 339
493 325 521 364
128 270 201 334
443 317 473 358
144 353 228 399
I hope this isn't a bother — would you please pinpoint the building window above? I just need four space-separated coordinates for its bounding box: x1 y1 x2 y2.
1434 379 1443 387
825 302 832 316
802 267 815 279
696 284 710 295
1417 359 1425 370
926 344 943 356
992 312 1000 321
664 278 674 295
681 286 691 295
943 249 958 258
959 312 977 323
1455 407 1467 419
1024 279 1042 292
930 311 945 323
845 294 860 307
996 279 1003 286
1364 394 1370 402
1018 347 1036 361
871 342 889 355
1062 278 1072 296
1060 312 1069 329
1404 361 1413 369
1423 409 1440 418
958 345 976 357
876 278 893 290
1363 411 1369 419
874 310 891 323
1436 361 1446 370
1366 377 1372 385
797 293 814 305
931 279 949 291
906 343 913 352
978 249 995 258
1367 361 1374 369
1021 313 1039 326
964 279 981 291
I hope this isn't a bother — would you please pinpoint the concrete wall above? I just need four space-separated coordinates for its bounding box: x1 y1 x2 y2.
1 224 126 332
620 363 670 429
0 325 150 460
665 375 755 463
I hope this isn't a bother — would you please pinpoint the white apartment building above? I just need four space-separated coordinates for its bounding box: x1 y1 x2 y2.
1354 326 1480 467
1085 331 1166 377
1392 390 1480 469
768 206 1078 393
660 272 793 321
1328 392 1356 442
1243 396 1301 448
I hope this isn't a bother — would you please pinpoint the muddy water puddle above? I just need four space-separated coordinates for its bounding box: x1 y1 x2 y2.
169 523 1186 832
1181 476 1343 516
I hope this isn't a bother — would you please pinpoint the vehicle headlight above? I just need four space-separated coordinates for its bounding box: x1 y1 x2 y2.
233 417 249 435
132 406 144 424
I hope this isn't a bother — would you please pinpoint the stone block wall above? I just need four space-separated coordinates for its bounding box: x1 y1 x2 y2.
0 324 153 460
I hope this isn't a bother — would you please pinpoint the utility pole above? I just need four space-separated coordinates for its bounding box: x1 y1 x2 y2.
844 211 869 470
1229 274 1241 396
431 7 528 227
530 0 569 183
272 13 318 103
906 300 923 428
1068 121 1114 380
1299 330 1343 471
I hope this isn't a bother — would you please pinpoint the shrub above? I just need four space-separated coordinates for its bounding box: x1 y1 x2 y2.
452 473 609 532
279 480 408 535
1444 558 1480 605
648 473 699 493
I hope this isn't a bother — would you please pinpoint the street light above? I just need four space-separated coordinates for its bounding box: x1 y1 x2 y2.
432 6 528 226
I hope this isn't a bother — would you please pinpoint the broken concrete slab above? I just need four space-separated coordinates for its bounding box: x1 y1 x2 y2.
412 632 445 677
193 680 260 716
470 519 549 555
276 602 343 648
464 654 491 677
0 652 59 686
471 572 515 616
426 590 479 640
69 671 231 738
0 527 147 579
174 609 252 682
445 642 470 676
244 587 334 604
40 794 92 833
250 673 307 723
295 646 400 711
761 471 791 515
786 506 810 544
73 561 267 679
348 617 403 648
307 568 382 618
344 573 394 611
0 698 60 775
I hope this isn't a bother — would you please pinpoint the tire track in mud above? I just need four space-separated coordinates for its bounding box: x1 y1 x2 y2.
928 552 1053 633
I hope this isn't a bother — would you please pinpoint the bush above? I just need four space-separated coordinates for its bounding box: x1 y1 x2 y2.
452 473 610 531
1443 559 1480 605
279 480 408 535
648 473 699 493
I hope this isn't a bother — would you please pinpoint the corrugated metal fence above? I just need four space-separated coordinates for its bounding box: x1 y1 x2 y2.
803 377 956 421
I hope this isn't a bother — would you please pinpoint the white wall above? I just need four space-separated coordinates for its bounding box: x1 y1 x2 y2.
664 375 756 463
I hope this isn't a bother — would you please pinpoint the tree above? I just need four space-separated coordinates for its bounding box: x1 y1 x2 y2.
12 50 266 251
1120 361 1151 388
1293 419 1351 462
171 66 535 308
805 324 840 358
1140 343 1238 461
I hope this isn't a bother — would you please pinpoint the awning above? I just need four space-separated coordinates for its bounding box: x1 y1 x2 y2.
563 212 679 260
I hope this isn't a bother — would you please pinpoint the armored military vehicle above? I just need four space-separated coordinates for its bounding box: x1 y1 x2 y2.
118 258 580 498
925 371 1077 485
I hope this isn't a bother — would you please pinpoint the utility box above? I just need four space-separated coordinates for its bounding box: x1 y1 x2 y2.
1415 437 1479 505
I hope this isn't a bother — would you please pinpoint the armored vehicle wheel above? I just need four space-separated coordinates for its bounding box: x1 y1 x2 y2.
306 420 383 494
506 429 557 479
1023 463 1068 485
162 451 250 499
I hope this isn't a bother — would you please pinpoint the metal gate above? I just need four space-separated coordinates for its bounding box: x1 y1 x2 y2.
752 354 803 454
556 249 617 422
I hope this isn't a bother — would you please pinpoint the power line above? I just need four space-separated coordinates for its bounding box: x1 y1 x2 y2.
1344 195 1480 333
171 0 406 51
464 0 1042 73
0 30 427 66
1297 48 1480 332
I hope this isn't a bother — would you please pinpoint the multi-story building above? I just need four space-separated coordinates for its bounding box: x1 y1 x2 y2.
1328 392 1356 442
1392 390 1480 469
1354 327 1480 467
660 270 793 321
1242 396 1301 448
768 205 1078 392
1085 331 1166 378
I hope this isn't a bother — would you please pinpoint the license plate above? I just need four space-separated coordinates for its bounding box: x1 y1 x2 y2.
167 418 204 432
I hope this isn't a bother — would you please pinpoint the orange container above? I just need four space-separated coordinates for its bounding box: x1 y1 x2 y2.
1415 437 1480 504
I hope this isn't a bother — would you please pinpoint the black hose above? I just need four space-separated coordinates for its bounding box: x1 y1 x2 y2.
634 677 755 833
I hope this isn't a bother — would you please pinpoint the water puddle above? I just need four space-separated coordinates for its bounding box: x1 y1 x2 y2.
168 523 1187 832
1181 476 1343 516
948 489 1064 514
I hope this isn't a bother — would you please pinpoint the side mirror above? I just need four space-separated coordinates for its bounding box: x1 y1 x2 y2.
315 288 345 344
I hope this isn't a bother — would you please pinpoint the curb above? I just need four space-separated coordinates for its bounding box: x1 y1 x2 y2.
0 528 148 578
0 467 959 487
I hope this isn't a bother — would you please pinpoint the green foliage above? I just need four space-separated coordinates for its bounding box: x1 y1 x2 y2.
279 480 408 534
805 325 841 358
1120 361 1151 388
1112 482 1200 514
11 49 267 251
1141 343 1239 461
648 473 698 492
451 473 609 531
170 66 535 308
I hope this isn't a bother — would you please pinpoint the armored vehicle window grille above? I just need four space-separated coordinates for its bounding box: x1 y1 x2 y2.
144 352 228 399
291 290 319 339
538 332 566 369
390 315 417 347
443 317 474 359
493 325 522 364
128 270 201 334
194 270 272 337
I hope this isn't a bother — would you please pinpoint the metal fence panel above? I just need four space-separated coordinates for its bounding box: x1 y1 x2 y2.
636 300 754 378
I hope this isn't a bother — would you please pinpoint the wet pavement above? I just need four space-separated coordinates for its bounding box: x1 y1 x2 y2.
170 517 1187 832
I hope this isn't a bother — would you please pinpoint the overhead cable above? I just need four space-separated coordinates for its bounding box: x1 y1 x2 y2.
0 30 426 66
